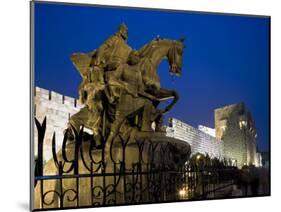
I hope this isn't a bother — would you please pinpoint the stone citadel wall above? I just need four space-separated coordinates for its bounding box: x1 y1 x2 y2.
33 87 261 167
34 87 83 161
166 118 224 159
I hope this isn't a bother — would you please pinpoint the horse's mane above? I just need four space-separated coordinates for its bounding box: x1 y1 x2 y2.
138 38 171 58
138 42 153 57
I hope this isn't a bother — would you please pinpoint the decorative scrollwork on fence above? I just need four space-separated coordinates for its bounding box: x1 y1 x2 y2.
34 117 238 211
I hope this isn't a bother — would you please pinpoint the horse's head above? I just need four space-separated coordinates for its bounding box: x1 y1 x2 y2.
138 37 185 77
167 38 185 76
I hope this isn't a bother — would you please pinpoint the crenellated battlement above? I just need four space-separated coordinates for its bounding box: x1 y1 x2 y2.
35 87 82 109
166 118 224 159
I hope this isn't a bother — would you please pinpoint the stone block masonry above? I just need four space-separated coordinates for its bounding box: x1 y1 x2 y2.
34 87 83 161
166 103 261 168
215 103 257 168
166 118 224 159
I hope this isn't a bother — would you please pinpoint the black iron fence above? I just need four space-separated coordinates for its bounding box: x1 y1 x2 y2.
33 117 238 211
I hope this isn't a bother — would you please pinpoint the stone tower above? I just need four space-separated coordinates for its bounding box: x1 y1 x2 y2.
215 103 257 168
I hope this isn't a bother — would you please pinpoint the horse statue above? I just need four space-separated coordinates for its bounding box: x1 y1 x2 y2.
136 37 185 130
69 37 185 148
34 32 190 209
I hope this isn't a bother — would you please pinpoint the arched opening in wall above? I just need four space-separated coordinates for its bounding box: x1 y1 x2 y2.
62 95 65 104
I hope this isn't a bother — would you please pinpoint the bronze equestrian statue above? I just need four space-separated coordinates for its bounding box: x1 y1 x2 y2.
68 23 185 148
34 24 190 209
68 23 132 147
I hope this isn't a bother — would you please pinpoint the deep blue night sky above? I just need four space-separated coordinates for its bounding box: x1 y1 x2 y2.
34 2 270 151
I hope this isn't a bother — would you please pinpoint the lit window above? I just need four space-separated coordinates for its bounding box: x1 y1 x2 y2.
239 120 247 129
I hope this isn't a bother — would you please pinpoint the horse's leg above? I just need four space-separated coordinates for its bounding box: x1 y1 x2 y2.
148 88 178 132
152 88 179 113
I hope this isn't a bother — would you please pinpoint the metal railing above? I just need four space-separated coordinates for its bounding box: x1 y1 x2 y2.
33 117 238 211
